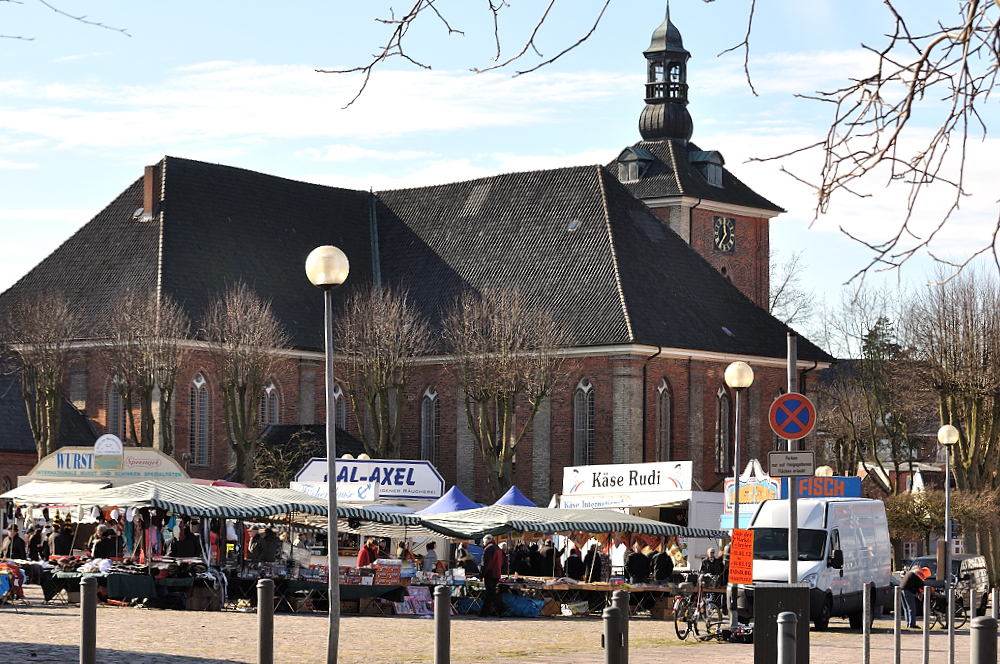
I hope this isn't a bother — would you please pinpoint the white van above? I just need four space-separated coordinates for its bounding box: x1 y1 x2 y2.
739 497 893 630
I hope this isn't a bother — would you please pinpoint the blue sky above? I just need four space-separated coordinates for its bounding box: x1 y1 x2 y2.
1 0 995 334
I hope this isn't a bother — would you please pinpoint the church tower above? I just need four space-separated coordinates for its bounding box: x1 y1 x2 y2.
639 4 693 143
610 3 782 311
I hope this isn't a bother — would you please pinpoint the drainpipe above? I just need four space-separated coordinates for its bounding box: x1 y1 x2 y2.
642 347 664 462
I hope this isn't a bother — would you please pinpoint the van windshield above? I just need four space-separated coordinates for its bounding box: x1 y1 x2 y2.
752 528 827 561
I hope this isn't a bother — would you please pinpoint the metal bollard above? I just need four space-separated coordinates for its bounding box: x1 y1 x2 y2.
923 588 931 664
970 617 998 664
993 588 999 621
950 586 956 664
612 590 629 664
892 586 903 664
863 582 872 664
972 589 978 619
80 576 97 664
434 585 452 664
777 611 797 664
257 579 274 664
603 606 622 664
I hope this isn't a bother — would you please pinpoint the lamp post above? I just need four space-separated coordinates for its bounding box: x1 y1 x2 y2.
724 360 754 632
306 245 350 664
937 424 959 664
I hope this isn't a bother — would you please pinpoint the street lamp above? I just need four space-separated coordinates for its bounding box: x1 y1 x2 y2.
937 423 959 664
724 360 754 632
306 245 349 664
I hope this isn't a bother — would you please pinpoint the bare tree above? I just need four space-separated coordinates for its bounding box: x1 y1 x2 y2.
816 288 937 494
905 268 1000 575
443 287 564 501
203 282 290 485
255 427 326 489
1 292 80 459
769 249 816 329
100 289 189 452
335 285 432 459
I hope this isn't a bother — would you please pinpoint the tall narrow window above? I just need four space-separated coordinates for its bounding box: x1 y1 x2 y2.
657 379 672 462
259 383 279 427
1 477 11 494
420 387 440 464
333 385 346 430
573 379 595 466
189 373 210 466
108 381 127 440
715 387 731 474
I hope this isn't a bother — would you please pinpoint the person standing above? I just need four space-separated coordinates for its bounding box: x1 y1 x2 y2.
651 546 675 583
901 567 931 629
478 534 508 618
625 541 651 584
356 538 379 568
422 541 438 572
1 524 26 560
700 548 725 577
565 549 585 581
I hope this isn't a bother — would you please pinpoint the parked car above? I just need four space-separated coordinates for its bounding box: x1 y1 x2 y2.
908 554 990 616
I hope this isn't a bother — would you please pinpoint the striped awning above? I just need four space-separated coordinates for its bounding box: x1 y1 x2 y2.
418 504 726 539
15 480 421 524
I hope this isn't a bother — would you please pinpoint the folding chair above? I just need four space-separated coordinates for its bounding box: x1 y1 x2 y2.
0 568 29 612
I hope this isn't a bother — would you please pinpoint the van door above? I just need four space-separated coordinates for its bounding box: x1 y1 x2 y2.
829 528 844 612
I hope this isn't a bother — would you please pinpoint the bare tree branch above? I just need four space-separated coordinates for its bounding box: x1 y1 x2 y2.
716 0 758 96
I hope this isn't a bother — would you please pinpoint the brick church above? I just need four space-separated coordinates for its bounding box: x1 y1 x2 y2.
0 8 831 503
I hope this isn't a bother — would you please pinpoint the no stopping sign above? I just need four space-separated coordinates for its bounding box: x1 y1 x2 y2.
768 392 816 440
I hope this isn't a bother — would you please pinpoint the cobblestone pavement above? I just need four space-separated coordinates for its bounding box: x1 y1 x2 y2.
0 586 973 663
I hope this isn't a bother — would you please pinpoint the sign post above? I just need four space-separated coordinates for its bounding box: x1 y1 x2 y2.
769 392 816 583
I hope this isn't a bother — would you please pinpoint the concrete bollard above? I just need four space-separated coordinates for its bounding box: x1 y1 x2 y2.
863 582 872 664
603 606 622 664
972 589 978 618
612 589 629 664
434 585 452 664
923 588 931 664
970 617 998 664
892 586 903 664
80 576 97 664
777 611 797 664
257 579 274 664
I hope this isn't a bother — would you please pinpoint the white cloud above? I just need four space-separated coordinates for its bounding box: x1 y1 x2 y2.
298 145 439 162
0 160 38 169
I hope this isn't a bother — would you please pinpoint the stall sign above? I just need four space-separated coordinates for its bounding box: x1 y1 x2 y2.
28 446 190 484
93 434 124 470
720 460 778 529
728 528 754 584
779 476 861 499
562 461 692 496
295 458 444 499
560 490 695 510
289 481 379 503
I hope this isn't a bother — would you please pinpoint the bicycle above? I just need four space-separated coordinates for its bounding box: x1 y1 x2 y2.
673 573 726 641
922 587 968 630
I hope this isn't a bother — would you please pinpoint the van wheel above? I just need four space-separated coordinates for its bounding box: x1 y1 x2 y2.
815 597 832 631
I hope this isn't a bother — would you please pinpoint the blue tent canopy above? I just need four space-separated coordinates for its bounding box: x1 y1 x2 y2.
493 486 537 507
415 485 480 515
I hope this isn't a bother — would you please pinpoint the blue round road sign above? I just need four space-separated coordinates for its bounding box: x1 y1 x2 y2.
768 392 816 440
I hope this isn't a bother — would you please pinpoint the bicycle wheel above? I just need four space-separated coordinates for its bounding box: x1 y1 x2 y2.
699 601 725 639
952 604 968 629
674 598 694 641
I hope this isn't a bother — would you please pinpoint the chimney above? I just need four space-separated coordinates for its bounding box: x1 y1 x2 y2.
142 163 162 221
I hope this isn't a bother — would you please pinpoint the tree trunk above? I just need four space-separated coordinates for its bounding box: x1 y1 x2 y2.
138 387 155 448
158 386 175 457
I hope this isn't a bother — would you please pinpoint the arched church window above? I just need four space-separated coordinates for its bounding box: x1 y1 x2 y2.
657 379 672 462
189 373 210 466
574 379 595 465
715 387 731 474
420 387 440 464
333 385 346 430
108 379 127 440
259 382 279 427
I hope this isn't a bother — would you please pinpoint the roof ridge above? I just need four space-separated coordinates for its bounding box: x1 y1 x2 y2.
666 141 684 196
377 163 603 196
596 165 634 342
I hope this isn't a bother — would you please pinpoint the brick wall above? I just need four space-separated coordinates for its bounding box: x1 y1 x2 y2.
0 451 39 489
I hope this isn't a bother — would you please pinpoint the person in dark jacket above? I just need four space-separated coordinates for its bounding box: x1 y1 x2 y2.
52 525 75 556
625 541 650 584
27 526 44 561
260 528 280 563
528 543 545 576
1 524 26 559
511 544 533 576
92 529 119 559
584 546 602 582
651 547 675 582
477 534 508 617
565 548 586 581
901 567 931 628
700 548 725 576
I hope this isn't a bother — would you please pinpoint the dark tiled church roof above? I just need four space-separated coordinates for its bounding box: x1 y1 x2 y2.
610 139 784 214
0 374 98 454
0 156 829 362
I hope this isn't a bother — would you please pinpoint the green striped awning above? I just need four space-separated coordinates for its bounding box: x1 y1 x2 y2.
417 504 726 539
46 480 420 524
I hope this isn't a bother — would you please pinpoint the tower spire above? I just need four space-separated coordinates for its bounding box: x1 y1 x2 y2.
638 4 693 142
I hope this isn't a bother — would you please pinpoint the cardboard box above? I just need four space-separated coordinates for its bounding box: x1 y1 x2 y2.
358 597 384 615
340 600 360 614
185 586 219 611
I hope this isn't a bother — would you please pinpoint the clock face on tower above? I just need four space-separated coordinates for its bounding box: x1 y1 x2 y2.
713 216 735 253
